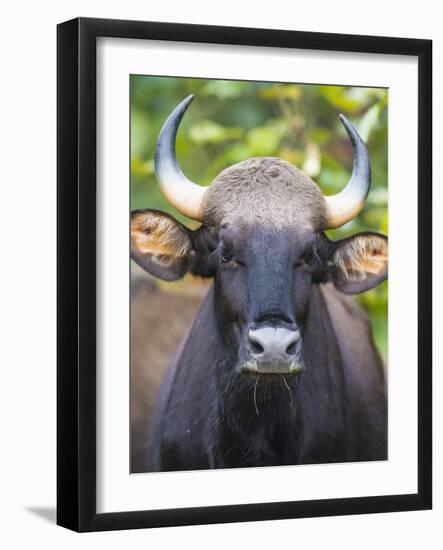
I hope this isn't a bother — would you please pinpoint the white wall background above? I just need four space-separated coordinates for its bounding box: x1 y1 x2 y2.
0 1 440 548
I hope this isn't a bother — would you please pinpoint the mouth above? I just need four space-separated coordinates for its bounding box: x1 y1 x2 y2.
239 359 304 377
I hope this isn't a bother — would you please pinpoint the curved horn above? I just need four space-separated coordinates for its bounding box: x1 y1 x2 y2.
325 114 371 229
154 95 206 221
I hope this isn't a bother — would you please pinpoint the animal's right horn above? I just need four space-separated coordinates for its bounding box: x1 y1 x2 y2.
324 114 372 229
154 95 207 221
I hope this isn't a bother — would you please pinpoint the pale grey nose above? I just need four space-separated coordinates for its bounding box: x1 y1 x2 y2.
248 327 301 361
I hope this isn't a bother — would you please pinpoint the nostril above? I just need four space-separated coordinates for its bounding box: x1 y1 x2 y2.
286 342 297 355
250 340 264 355
248 330 265 355
285 331 301 355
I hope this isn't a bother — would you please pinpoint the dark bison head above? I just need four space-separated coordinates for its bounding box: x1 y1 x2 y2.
131 96 387 379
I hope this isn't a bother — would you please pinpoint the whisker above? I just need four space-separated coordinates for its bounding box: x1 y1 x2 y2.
253 376 259 416
281 375 294 409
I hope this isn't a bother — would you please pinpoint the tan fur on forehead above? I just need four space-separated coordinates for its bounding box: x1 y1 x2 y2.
203 157 328 230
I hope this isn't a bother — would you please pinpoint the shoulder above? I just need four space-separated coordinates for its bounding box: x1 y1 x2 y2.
319 282 385 379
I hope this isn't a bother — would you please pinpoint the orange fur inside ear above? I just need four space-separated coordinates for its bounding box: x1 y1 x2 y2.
335 236 388 280
131 212 191 260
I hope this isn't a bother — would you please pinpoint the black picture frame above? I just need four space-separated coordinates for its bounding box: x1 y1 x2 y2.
57 17 432 532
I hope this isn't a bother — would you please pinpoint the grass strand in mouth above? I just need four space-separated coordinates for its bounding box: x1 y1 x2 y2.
253 375 259 416
281 374 294 409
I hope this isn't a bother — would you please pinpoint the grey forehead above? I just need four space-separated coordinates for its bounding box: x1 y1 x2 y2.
203 157 328 230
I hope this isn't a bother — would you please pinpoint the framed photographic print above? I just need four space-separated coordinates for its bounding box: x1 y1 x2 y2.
57 17 432 531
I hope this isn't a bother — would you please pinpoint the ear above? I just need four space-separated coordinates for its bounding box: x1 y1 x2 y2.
131 210 195 281
330 232 388 294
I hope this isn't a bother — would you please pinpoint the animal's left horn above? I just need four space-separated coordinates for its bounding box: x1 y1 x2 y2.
154 95 206 221
324 114 371 229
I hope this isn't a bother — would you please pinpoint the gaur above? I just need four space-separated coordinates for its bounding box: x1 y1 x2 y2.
131 95 388 471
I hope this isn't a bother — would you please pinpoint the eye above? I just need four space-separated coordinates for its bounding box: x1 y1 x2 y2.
220 248 233 264
294 250 317 269
304 251 316 266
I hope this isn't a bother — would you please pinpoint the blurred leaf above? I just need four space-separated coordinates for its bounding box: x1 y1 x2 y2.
367 187 388 207
381 211 388 234
211 143 253 171
189 120 243 145
317 155 349 194
357 103 381 142
258 84 301 100
202 80 248 99
131 157 154 178
278 147 303 165
319 86 362 113
130 108 150 157
306 127 332 146
302 143 321 177
364 208 385 227
246 120 286 156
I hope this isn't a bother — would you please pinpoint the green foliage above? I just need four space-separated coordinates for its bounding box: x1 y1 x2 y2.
131 77 388 358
